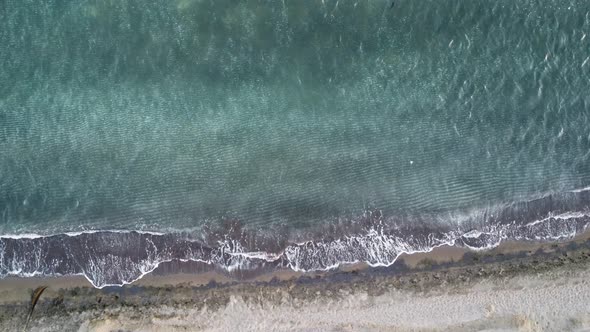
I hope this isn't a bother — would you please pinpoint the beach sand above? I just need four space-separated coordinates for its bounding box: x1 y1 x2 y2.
1 233 590 331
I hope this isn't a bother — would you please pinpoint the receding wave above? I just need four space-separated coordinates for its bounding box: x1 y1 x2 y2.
1 189 589 288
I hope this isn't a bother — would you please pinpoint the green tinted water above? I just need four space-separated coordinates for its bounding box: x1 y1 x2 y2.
1 0 589 234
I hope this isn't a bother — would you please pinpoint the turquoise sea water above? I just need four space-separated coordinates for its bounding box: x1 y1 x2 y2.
2 0 589 235
1 0 590 286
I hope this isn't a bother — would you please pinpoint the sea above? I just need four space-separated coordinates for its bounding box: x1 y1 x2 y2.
1 0 590 287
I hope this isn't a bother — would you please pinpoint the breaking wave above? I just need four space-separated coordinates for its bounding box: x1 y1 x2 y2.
1 189 589 288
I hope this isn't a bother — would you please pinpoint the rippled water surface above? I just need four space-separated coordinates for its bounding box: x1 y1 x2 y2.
1 0 590 236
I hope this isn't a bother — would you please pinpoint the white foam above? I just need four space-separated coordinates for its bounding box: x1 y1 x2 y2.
461 236 503 251
524 211 589 227
227 251 282 261
286 239 459 272
2 209 589 288
0 229 165 239
571 186 590 193
462 230 485 238
85 258 211 289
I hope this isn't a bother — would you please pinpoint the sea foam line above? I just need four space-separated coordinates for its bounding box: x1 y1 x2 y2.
1 207 588 288
524 211 590 227
0 229 165 239
570 186 590 193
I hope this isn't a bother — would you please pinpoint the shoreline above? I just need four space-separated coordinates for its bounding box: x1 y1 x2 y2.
1 228 590 330
2 190 589 288
0 228 590 294
1 228 589 294
0 231 589 330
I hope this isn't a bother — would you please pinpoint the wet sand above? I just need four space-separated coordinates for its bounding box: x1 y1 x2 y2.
1 232 590 331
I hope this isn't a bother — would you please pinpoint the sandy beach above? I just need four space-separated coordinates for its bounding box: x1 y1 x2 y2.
1 232 590 332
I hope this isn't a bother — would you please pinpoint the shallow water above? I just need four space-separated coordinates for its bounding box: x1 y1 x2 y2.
1 0 590 286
